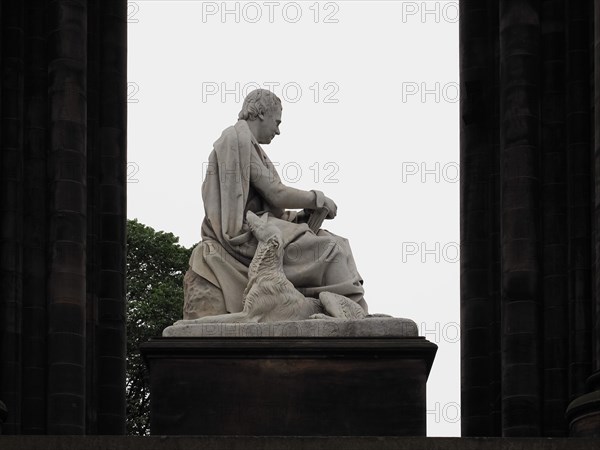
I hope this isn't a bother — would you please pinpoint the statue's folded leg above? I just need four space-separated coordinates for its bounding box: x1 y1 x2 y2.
282 228 368 313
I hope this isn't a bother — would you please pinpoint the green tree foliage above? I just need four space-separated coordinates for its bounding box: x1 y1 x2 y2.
126 219 193 435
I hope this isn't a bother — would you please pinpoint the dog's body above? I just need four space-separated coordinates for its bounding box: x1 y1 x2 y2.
187 211 365 323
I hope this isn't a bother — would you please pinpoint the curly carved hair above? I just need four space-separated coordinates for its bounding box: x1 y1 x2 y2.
238 89 282 120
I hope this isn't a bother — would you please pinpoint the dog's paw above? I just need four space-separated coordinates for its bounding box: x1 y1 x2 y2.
308 313 334 320
319 292 366 320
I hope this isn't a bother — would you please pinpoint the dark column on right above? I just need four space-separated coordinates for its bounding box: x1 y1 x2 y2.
460 0 600 437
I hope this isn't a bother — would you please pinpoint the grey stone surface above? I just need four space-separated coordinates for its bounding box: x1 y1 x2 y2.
163 317 418 337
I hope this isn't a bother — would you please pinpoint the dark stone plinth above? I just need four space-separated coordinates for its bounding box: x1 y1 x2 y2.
141 337 437 436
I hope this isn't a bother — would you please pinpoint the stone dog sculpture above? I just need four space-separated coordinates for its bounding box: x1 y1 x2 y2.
186 211 366 323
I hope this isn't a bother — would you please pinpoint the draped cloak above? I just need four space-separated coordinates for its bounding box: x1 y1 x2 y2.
190 119 367 313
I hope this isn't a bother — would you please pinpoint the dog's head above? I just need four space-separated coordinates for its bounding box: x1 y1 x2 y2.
246 211 283 247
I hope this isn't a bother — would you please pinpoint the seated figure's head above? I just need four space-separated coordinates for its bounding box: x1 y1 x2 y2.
239 89 282 145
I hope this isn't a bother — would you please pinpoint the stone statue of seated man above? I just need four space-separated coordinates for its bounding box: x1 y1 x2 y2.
183 89 367 320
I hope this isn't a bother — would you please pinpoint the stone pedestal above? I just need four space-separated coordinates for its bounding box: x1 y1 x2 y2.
141 319 436 436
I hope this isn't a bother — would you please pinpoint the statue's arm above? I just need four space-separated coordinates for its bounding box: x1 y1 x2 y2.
249 156 320 210
268 185 318 210
249 150 337 218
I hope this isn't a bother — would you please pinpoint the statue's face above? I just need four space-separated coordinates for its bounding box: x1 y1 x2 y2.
256 106 282 145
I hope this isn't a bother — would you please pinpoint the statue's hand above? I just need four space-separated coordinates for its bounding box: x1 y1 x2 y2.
324 196 337 219
294 210 309 223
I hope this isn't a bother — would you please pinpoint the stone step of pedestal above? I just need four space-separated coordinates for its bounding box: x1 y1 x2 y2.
163 317 419 338
1 436 600 450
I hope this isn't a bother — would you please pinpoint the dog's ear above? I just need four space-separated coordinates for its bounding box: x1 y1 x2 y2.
259 212 269 225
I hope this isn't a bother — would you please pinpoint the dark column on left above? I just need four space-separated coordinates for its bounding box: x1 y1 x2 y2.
0 0 127 435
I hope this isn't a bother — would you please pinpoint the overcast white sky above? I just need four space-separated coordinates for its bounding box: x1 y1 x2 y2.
128 0 460 436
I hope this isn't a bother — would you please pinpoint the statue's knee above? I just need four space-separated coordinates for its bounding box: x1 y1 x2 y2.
183 268 227 319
